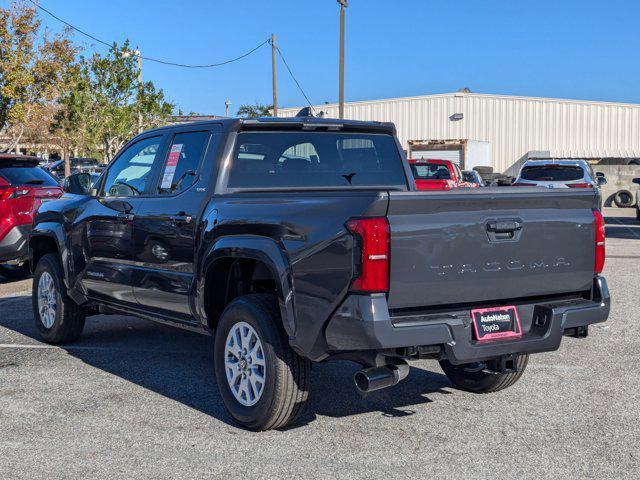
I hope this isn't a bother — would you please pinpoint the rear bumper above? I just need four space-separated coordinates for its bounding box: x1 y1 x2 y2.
0 225 31 263
324 276 610 365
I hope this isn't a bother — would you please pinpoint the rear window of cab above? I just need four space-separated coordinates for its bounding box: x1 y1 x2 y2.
0 166 59 187
228 131 407 189
520 165 584 182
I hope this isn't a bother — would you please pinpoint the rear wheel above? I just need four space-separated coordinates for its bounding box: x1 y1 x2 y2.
213 294 310 431
32 253 85 343
0 263 30 280
439 354 529 393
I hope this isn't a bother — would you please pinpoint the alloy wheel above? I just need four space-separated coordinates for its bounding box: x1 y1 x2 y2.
224 321 266 406
37 272 57 328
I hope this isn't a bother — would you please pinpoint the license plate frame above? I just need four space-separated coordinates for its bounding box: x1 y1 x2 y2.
471 305 522 342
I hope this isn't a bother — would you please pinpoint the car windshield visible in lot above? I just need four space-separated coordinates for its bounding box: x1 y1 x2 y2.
520 165 584 181
228 131 407 189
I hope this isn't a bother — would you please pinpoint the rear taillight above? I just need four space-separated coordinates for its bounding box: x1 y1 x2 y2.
345 217 390 293
567 183 593 188
593 209 605 274
0 187 30 200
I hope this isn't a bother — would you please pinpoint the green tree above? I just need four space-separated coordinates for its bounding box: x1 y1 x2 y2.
51 41 174 165
0 1 76 153
88 41 173 162
237 102 273 118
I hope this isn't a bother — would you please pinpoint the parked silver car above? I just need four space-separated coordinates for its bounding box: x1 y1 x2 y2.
513 159 606 189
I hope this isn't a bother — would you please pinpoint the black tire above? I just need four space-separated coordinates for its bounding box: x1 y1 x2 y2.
0 263 31 280
439 354 529 393
613 189 634 208
32 253 85 343
213 294 310 431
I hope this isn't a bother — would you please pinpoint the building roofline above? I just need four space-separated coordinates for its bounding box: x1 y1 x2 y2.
279 91 640 111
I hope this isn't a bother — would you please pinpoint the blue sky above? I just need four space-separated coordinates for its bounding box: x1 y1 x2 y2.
18 0 640 115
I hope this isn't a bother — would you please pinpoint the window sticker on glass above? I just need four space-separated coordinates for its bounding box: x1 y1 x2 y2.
161 144 183 189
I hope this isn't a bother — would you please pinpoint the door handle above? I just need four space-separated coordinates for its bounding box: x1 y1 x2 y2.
116 212 135 223
169 214 193 225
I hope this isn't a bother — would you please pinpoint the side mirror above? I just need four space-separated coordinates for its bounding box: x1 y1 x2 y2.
632 178 640 185
595 171 605 178
63 172 92 195
597 176 607 186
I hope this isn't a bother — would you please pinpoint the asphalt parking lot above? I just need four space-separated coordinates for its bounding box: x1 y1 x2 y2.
0 207 638 480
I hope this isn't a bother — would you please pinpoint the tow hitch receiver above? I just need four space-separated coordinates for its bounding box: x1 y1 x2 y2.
484 354 520 374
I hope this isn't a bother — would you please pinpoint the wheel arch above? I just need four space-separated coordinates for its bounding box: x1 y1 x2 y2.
197 236 296 337
28 223 80 301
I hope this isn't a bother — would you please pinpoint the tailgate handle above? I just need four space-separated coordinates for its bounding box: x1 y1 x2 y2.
486 220 522 241
487 220 522 233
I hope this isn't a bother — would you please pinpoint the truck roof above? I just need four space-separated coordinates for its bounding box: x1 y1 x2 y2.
144 116 397 135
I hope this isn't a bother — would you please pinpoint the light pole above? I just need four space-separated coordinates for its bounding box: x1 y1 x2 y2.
337 0 347 119
225 99 232 117
271 33 278 117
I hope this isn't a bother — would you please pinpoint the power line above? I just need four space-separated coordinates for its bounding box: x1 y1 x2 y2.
28 0 269 68
273 43 315 113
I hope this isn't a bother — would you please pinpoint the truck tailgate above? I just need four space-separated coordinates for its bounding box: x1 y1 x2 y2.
387 188 597 310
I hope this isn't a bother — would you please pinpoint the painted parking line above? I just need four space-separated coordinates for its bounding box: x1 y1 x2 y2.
0 343 207 355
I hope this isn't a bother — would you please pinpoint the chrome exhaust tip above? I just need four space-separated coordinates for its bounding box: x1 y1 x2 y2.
354 361 410 393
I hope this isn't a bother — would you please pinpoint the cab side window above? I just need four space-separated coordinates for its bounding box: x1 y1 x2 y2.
158 131 210 195
101 136 162 197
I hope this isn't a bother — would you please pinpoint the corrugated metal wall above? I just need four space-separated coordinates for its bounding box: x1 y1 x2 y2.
279 93 640 173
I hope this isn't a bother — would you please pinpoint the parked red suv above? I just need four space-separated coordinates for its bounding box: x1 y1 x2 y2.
0 154 62 278
408 158 475 190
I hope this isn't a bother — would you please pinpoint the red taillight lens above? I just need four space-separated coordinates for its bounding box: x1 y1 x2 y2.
593 209 605 274
346 217 390 293
567 183 593 188
0 187 29 200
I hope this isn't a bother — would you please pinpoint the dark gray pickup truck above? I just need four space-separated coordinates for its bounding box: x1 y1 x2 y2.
29 116 609 430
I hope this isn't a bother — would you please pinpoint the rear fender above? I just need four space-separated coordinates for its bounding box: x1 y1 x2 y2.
197 236 296 336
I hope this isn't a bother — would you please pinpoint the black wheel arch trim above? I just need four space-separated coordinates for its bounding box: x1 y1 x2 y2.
29 222 87 304
197 235 296 337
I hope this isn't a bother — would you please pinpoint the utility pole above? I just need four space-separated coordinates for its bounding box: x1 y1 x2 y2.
137 50 143 133
271 33 278 117
338 0 347 119
225 99 232 117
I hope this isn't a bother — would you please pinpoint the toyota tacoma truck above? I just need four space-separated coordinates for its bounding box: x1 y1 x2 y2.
29 116 610 430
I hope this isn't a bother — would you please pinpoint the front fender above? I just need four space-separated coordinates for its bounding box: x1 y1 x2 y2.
196 235 296 337
30 223 66 275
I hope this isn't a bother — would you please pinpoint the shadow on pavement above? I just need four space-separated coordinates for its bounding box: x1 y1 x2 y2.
0 294 451 430
604 215 640 240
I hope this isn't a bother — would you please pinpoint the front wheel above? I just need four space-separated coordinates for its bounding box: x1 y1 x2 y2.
439 354 529 393
32 253 85 343
213 294 310 431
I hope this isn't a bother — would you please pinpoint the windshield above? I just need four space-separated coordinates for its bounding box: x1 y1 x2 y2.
520 165 584 182
409 163 451 180
228 131 407 189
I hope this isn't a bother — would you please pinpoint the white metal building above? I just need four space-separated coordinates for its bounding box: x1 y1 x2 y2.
278 91 640 174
